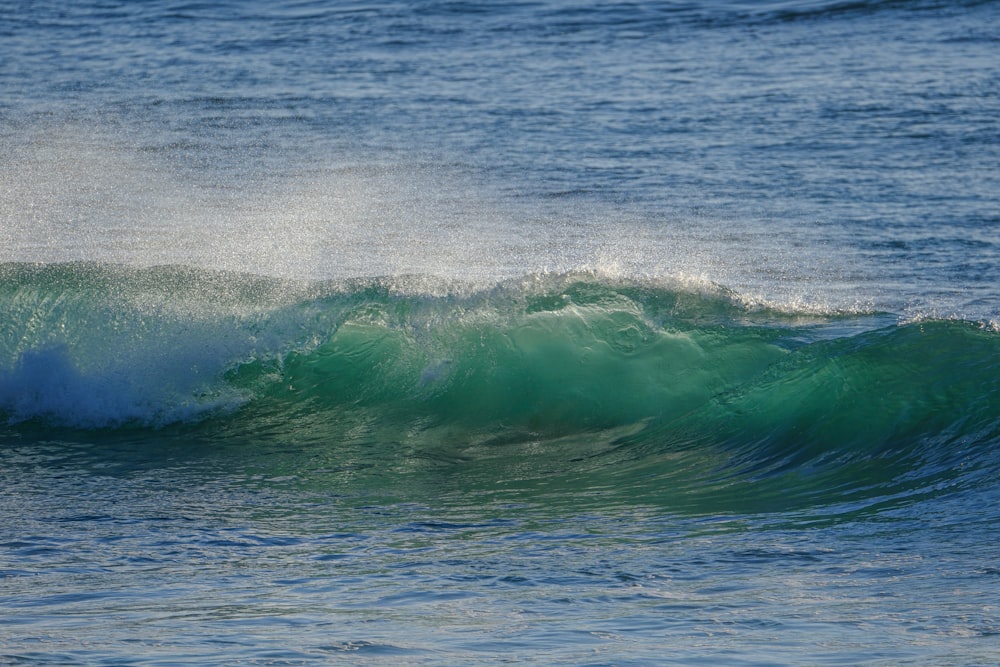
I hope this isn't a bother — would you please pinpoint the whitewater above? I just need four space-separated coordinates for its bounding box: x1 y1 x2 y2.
2 1 1000 665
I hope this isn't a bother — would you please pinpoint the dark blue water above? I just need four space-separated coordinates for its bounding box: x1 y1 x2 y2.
2 1 1000 664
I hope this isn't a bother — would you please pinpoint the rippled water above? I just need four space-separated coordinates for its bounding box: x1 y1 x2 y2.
2 1 1000 664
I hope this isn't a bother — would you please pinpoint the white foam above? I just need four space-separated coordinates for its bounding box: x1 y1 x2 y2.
0 344 243 428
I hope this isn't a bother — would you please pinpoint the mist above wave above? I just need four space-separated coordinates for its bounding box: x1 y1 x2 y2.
0 120 897 318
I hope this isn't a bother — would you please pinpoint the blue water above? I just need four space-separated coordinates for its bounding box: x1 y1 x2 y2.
2 1 1000 665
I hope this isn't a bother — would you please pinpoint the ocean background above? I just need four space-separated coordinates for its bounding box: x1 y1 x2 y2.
2 0 999 664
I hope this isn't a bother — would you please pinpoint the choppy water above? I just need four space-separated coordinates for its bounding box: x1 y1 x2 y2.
2 1 1000 665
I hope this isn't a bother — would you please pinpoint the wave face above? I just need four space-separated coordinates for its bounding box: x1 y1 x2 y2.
3 262 998 510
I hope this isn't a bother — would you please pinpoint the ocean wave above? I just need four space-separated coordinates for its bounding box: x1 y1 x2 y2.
1 262 997 504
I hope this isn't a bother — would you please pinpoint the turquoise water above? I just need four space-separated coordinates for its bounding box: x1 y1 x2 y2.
2 0 1000 664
